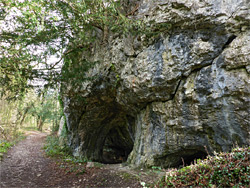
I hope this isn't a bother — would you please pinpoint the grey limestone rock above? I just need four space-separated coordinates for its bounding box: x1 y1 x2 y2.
57 116 65 137
62 0 250 167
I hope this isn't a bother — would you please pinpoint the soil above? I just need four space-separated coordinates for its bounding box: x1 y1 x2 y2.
0 131 164 188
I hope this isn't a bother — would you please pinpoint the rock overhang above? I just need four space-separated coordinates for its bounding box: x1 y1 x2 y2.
61 0 250 167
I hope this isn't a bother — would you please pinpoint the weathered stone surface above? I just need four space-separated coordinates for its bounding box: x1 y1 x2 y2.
223 32 250 70
62 0 250 167
128 55 250 167
57 116 65 137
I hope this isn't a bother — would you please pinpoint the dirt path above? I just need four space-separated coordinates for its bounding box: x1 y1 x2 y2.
0 131 163 188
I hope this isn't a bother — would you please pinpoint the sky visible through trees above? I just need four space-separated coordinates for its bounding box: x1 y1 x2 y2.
0 0 144 100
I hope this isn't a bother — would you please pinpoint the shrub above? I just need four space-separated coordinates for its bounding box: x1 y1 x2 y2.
43 135 88 175
154 147 250 187
43 135 71 157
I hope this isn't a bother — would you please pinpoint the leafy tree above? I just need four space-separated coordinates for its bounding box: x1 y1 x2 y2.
28 89 61 131
0 0 142 99
0 88 61 140
0 91 34 140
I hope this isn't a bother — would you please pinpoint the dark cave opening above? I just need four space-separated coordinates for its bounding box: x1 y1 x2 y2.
102 146 130 164
101 126 134 164
177 150 208 167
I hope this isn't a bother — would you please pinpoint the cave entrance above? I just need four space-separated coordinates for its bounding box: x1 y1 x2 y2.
101 126 134 164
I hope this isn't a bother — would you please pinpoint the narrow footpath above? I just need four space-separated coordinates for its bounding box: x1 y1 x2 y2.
0 131 162 188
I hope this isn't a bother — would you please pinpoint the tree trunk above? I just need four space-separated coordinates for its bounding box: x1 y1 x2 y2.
19 106 31 126
37 116 43 131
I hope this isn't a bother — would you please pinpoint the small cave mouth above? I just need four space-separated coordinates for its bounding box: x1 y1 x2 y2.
101 126 134 164
177 150 208 167
102 146 131 164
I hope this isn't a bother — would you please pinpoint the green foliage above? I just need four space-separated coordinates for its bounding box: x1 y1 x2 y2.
0 0 62 99
151 166 163 175
43 135 71 157
152 166 162 171
44 134 88 175
27 89 61 131
0 132 26 160
57 95 64 116
0 93 34 140
0 88 61 138
21 126 38 131
0 141 13 153
1 0 172 99
60 54 97 91
154 147 250 188
0 0 147 99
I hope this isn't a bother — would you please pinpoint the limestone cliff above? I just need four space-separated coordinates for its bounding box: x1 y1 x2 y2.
62 0 250 167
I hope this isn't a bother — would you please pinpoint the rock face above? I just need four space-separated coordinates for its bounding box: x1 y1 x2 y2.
57 116 65 137
62 0 250 167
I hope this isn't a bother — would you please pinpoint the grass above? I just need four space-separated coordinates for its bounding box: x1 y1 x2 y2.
43 135 88 175
0 141 14 153
43 135 71 157
21 126 38 131
121 172 138 180
0 131 26 160
152 147 250 187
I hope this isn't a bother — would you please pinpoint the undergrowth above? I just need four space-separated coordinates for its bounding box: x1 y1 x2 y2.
0 132 26 160
153 147 250 188
0 141 14 156
43 135 88 175
43 135 71 157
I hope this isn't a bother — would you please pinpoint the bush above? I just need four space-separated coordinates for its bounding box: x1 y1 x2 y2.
43 135 71 157
43 135 88 175
154 147 250 187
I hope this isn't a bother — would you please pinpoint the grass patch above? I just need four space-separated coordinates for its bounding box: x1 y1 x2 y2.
21 126 38 132
93 162 104 168
153 147 250 187
121 172 136 180
0 141 14 153
0 132 26 160
43 135 88 175
43 135 71 157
